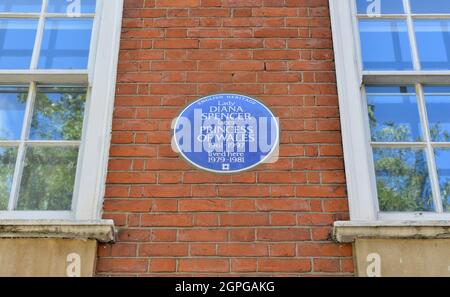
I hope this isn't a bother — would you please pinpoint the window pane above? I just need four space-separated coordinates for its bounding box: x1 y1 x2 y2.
47 0 96 13
415 20 450 70
38 18 93 69
29 87 86 141
16 146 78 211
435 148 450 212
0 86 28 140
0 0 42 13
424 92 450 142
356 0 404 15
366 85 416 94
367 92 423 142
423 86 450 93
0 19 38 69
0 147 17 210
410 0 450 14
373 148 434 212
359 20 413 70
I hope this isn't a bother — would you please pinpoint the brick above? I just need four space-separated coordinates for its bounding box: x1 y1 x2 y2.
178 259 229 273
270 243 296 257
107 172 156 184
141 214 193 227
150 259 176 272
297 243 352 257
111 243 137 257
179 200 228 212
179 229 228 242
118 229 151 242
103 199 152 212
156 0 200 7
231 259 257 272
96 259 148 273
218 243 268 256
190 243 217 256
313 258 340 273
221 214 269 226
139 243 188 256
257 228 311 241
254 28 298 38
258 259 311 273
256 199 309 211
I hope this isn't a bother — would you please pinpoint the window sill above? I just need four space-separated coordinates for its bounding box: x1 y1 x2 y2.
0 219 115 243
333 221 450 243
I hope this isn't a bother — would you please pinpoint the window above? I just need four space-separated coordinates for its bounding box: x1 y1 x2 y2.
330 0 450 220
0 0 123 220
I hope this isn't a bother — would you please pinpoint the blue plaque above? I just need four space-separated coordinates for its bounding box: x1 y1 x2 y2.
173 94 279 174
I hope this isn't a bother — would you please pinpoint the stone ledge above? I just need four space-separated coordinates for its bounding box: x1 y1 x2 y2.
0 220 115 243
334 221 450 243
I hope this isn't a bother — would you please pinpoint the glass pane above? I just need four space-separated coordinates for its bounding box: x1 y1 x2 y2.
16 146 79 211
38 18 93 69
423 86 450 93
356 0 404 15
0 147 17 210
0 86 28 140
359 20 413 70
367 92 423 142
0 0 42 13
373 148 434 212
410 0 450 14
29 87 86 141
415 20 450 70
366 85 416 94
424 92 450 142
435 148 450 212
47 0 96 14
0 19 38 69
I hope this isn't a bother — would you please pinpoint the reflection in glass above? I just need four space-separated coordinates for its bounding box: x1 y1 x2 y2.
410 0 450 14
373 148 433 212
0 86 28 140
29 87 86 141
38 18 93 69
0 147 17 210
0 0 42 13
415 20 450 70
424 93 450 142
435 149 450 212
0 19 38 69
356 0 404 15
16 146 78 211
359 20 413 70
47 0 96 13
367 92 423 142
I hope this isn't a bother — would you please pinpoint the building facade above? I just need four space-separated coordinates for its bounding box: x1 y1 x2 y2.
0 0 449 277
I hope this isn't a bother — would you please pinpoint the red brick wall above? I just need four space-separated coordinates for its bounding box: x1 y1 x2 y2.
96 0 353 276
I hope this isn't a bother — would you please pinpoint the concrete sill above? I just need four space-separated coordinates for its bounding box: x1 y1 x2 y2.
334 221 450 243
0 220 115 243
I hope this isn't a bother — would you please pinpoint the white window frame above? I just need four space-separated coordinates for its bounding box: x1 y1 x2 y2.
329 0 450 221
0 0 124 221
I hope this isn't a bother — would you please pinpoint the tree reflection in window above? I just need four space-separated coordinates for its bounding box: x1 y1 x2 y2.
374 148 433 212
29 87 86 141
367 86 450 212
0 86 86 211
0 147 17 210
16 146 78 211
